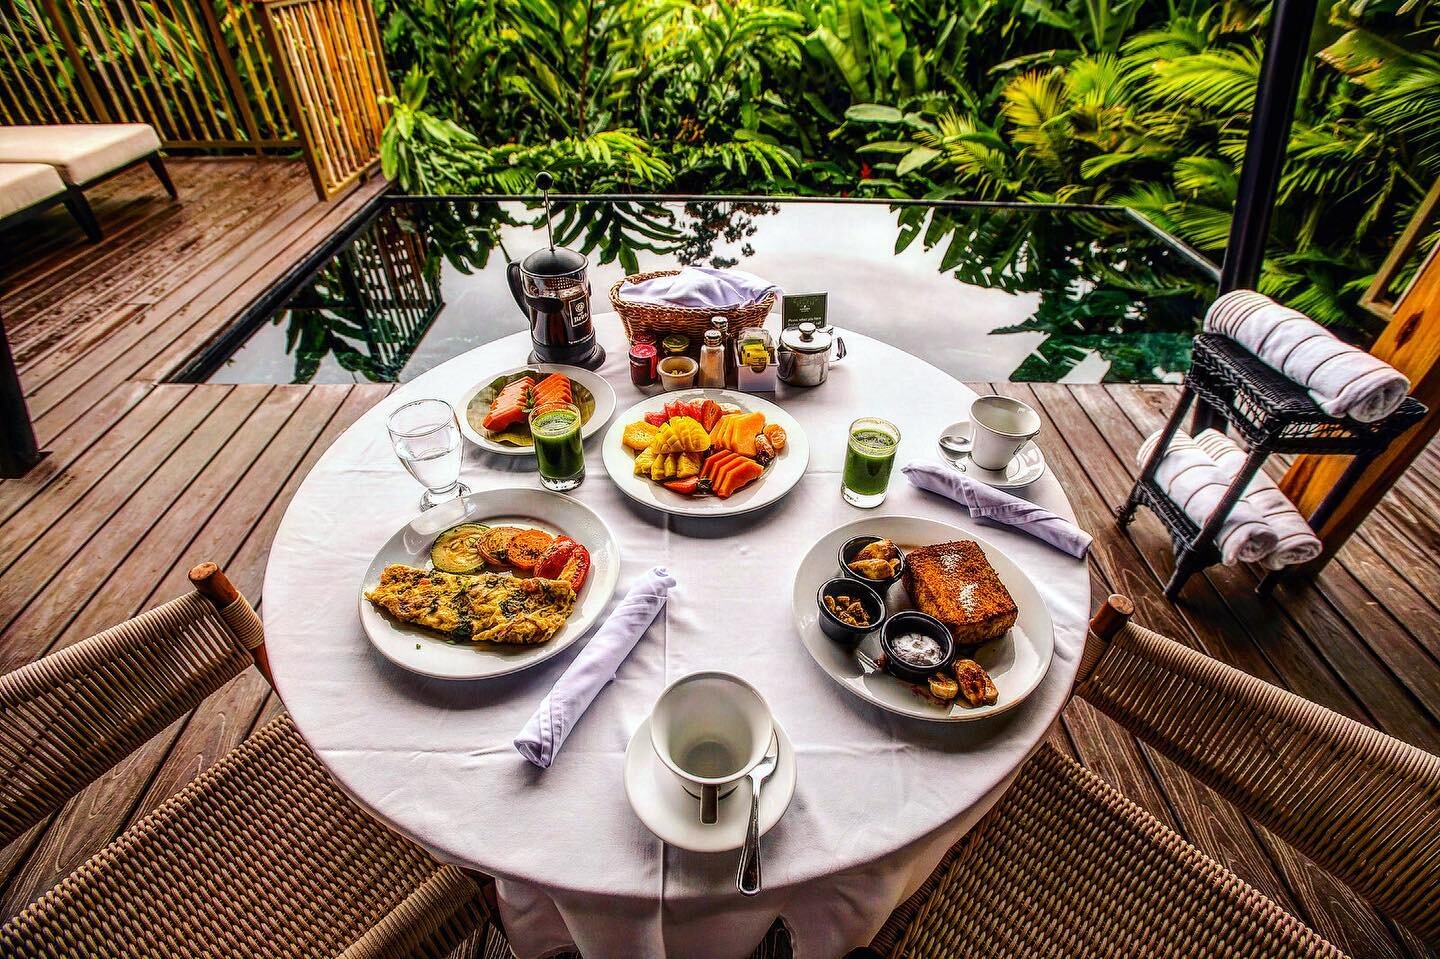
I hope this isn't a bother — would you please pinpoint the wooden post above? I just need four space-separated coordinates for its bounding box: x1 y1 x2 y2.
1279 241 1440 567
0 311 40 478
37 0 112 123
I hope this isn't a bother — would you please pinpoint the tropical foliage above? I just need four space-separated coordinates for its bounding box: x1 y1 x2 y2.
375 0 1440 339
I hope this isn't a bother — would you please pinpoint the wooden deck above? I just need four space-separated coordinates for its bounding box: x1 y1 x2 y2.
2 161 1437 957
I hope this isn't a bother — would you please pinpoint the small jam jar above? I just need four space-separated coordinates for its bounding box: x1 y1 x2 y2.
661 333 691 358
629 342 658 387
631 330 657 347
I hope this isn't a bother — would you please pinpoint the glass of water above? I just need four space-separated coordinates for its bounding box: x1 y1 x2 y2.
387 398 469 511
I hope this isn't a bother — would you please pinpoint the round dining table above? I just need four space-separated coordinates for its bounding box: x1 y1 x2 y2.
262 316 1090 959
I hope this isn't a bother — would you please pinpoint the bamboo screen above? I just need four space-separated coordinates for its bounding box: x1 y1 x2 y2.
0 0 297 148
256 0 391 198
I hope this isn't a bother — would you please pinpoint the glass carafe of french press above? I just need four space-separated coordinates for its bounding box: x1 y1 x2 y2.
506 173 605 370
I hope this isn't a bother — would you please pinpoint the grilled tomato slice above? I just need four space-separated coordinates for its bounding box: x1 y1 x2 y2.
535 536 591 592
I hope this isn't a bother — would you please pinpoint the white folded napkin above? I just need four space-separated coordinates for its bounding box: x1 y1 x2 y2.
1191 429 1322 570
1137 430 1278 565
514 567 676 769
1204 290 1409 423
902 461 1092 559
619 267 780 309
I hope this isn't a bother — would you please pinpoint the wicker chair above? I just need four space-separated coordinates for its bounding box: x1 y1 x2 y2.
0 564 492 959
865 596 1440 958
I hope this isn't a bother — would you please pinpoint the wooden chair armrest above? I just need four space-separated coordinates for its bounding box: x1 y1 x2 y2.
190 563 271 685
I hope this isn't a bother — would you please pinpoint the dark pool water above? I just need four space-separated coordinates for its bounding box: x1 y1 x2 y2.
203 197 1216 386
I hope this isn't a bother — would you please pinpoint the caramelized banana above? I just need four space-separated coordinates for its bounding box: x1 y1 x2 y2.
954 659 998 707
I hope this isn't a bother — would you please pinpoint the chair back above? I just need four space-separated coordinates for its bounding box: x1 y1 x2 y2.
0 565 265 847
1076 597 1440 946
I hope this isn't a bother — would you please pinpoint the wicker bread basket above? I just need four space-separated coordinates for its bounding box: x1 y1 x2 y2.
610 269 777 343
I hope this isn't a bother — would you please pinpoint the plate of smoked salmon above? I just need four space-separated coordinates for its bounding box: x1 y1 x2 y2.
602 389 809 517
458 364 616 455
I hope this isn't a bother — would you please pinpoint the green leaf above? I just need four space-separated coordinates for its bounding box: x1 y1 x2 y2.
897 145 940 176
845 103 905 123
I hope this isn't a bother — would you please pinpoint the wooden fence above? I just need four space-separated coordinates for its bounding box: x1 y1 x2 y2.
0 0 390 197
256 0 391 198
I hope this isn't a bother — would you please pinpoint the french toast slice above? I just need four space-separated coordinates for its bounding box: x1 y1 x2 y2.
902 540 1017 645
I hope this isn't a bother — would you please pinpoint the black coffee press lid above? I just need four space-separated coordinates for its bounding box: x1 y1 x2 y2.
521 170 585 275
522 246 586 275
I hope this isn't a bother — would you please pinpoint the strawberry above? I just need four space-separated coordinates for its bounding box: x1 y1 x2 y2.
663 477 700 495
698 399 723 431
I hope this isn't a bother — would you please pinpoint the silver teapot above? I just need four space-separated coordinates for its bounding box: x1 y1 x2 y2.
778 322 845 387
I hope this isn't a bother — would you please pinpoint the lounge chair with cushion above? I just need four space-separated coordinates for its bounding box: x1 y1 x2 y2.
0 123 176 239
0 161 99 241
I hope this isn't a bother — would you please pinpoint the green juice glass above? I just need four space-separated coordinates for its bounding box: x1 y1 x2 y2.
843 417 900 508
530 402 585 492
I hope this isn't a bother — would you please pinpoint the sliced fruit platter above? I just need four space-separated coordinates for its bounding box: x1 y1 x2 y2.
602 389 809 518
457 364 616 455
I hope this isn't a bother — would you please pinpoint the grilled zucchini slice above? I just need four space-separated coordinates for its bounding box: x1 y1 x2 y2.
430 523 491 574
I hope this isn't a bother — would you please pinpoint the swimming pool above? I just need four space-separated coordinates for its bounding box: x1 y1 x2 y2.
194 196 1217 386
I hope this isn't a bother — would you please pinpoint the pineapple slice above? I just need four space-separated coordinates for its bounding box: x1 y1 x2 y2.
634 447 656 476
651 417 709 454
677 451 702 479
623 421 660 451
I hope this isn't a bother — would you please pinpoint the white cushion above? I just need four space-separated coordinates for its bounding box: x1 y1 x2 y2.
0 162 66 218
0 124 161 185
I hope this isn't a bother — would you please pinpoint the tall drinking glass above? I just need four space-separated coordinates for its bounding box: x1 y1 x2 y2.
388 398 469 511
530 402 585 492
842 417 900 508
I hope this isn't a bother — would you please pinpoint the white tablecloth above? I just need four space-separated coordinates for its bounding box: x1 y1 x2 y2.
263 317 1089 959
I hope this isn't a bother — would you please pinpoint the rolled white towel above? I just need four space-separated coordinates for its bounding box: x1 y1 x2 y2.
1192 429 1322 570
1204 290 1409 423
1137 429 1278 565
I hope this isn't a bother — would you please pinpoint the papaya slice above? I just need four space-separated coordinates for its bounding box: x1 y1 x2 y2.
709 411 765 457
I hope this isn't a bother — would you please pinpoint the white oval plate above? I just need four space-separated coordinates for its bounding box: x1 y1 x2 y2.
602 389 809 518
457 364 617 456
791 515 1054 722
358 488 621 680
624 716 796 853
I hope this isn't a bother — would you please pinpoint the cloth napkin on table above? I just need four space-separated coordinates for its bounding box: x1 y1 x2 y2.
902 461 1092 559
1136 430 1277 565
618 267 780 309
514 567 676 769
1191 429 1322 570
1204 289 1409 423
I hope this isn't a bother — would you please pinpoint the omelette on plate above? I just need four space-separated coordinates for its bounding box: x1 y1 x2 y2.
365 565 576 644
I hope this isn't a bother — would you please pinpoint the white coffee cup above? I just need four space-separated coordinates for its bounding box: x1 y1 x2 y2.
649 672 774 824
964 395 1042 471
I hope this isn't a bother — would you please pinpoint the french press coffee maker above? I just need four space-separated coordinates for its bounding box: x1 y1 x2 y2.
506 172 606 370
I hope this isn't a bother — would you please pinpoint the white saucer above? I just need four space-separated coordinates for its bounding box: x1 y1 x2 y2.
936 419 1046 489
624 717 797 853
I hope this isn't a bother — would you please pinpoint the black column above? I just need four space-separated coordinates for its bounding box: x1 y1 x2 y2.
0 312 39 478
1218 0 1321 293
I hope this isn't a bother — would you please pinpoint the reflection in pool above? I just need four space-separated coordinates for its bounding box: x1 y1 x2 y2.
202 198 1216 386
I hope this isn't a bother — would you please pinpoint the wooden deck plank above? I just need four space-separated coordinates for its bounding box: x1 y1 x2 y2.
15 171 315 387
2 161 282 346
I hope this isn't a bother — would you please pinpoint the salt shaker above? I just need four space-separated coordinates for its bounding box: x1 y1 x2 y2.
699 329 726 388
